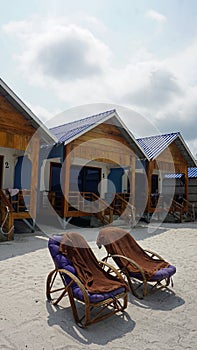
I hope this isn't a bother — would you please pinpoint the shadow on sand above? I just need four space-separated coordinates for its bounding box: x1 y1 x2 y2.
129 287 185 311
46 300 135 346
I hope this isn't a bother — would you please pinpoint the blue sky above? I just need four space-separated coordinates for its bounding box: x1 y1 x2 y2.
0 0 197 156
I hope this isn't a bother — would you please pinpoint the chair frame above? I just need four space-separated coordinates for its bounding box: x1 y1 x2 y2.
103 249 173 299
46 259 128 328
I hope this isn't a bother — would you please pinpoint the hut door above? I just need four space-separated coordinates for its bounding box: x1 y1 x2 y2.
81 166 101 196
108 168 124 193
151 174 159 207
70 165 101 196
49 163 62 193
0 155 4 188
14 156 32 189
151 174 158 194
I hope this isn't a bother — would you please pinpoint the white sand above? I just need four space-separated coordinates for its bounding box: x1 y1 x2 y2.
0 222 197 350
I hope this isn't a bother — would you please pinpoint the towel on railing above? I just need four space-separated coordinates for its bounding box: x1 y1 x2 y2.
97 227 169 280
59 231 129 294
7 188 19 197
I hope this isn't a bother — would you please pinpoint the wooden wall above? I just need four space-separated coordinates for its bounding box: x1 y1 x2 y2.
70 120 134 165
0 95 35 150
0 93 40 223
152 142 188 173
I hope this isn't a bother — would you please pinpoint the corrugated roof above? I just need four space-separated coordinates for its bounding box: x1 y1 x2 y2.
50 109 116 144
188 167 197 178
49 109 147 159
164 168 197 178
137 132 196 167
164 173 182 179
137 132 179 159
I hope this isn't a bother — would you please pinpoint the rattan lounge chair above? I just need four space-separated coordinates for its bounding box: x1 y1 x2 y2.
97 227 176 299
46 232 128 328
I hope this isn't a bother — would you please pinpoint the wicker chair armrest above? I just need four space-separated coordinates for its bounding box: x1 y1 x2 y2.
98 259 125 281
144 249 165 261
58 268 90 305
111 254 146 280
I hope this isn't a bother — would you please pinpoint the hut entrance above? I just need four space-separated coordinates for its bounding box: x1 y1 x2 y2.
0 155 3 189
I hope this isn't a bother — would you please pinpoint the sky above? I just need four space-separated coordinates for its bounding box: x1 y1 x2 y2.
0 0 197 157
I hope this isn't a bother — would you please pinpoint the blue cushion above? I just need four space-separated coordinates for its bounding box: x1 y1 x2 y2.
128 264 176 281
48 236 126 303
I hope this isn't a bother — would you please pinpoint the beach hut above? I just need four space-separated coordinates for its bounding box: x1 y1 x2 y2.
188 167 197 218
39 109 147 227
137 133 197 222
0 78 56 240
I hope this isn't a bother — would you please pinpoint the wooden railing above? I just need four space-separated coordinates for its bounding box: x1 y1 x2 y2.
0 189 14 240
113 193 136 226
168 198 195 223
68 192 114 224
182 198 195 222
42 190 136 225
169 199 184 223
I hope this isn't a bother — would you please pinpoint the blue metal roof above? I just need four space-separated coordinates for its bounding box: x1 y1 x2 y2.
50 109 116 143
164 173 182 179
188 167 197 178
164 168 197 178
137 132 180 159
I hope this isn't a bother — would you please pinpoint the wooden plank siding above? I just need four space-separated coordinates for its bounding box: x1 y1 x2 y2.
0 95 35 150
71 122 133 164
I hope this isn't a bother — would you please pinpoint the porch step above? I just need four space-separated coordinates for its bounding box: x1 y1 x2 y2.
164 211 194 223
164 212 180 223
90 216 104 227
90 215 130 228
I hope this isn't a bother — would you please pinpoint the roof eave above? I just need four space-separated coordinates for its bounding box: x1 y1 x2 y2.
151 133 179 161
176 134 197 167
150 133 197 167
63 110 149 160
63 110 117 146
0 78 57 144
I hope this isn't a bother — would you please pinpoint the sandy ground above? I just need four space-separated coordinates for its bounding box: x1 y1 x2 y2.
0 220 197 350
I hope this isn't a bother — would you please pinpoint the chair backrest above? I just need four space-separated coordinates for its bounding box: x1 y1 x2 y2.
49 232 128 294
97 227 170 279
48 236 77 285
97 227 143 261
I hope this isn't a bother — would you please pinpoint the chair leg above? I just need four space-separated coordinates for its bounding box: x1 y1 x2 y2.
46 269 67 304
67 288 92 328
123 270 144 299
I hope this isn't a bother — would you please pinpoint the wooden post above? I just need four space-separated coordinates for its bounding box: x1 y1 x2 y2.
130 151 136 206
146 160 154 213
29 136 40 219
62 143 71 218
185 167 188 212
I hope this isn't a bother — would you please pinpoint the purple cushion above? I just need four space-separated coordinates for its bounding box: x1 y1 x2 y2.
128 265 176 281
48 236 126 303
73 286 125 303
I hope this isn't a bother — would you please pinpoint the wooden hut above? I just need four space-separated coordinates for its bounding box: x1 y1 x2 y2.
0 78 56 239
188 167 197 218
39 109 147 227
137 133 197 222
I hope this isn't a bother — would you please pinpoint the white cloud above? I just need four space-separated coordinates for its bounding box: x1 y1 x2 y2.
3 17 111 85
2 15 197 156
146 10 167 23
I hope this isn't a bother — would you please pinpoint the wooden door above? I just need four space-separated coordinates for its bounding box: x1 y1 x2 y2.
0 155 4 188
